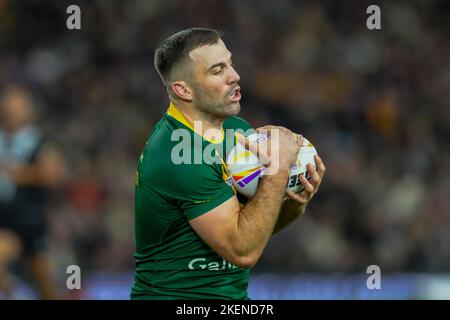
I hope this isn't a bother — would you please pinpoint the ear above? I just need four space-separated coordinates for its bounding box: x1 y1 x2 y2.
171 81 193 102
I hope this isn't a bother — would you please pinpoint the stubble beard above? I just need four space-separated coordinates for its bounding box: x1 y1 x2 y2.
195 89 240 120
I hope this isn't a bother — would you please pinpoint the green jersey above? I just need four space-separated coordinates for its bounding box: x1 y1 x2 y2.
131 102 253 300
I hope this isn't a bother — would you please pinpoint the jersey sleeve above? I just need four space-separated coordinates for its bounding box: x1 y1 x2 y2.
170 163 235 221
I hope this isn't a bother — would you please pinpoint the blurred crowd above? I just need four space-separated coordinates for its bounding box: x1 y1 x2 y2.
0 0 449 295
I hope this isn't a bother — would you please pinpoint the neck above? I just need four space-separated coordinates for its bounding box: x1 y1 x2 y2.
170 101 224 142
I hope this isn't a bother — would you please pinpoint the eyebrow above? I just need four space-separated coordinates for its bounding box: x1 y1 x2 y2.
207 55 232 72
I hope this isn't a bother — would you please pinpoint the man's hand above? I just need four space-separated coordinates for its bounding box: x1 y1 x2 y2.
286 154 326 205
237 125 303 175
272 154 325 235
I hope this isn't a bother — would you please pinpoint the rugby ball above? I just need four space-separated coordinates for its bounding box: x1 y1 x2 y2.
226 133 318 198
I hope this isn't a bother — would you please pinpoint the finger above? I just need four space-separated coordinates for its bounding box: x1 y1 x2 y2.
256 125 279 131
314 155 326 178
286 191 308 204
256 148 271 166
236 133 250 149
237 132 272 165
306 163 321 187
259 126 295 138
256 126 279 137
299 174 314 194
279 126 293 136
296 134 304 147
257 139 271 164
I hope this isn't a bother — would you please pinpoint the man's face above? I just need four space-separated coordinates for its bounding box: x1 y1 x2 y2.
187 39 241 119
0 88 34 132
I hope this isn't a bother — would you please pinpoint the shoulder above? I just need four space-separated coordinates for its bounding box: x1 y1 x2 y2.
139 121 221 190
145 116 173 146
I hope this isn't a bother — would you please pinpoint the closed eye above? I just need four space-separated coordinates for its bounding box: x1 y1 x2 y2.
212 67 224 75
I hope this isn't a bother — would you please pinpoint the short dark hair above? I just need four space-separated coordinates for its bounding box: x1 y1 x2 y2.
154 28 222 86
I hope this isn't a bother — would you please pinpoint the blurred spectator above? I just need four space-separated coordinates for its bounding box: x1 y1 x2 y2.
0 85 67 299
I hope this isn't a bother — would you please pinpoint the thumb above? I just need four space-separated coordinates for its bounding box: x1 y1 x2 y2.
236 133 249 149
236 132 270 166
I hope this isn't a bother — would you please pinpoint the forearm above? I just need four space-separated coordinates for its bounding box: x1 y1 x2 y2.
233 168 290 260
5 162 65 188
6 165 41 186
273 199 306 235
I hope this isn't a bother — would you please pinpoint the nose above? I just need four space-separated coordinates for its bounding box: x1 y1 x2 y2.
228 65 240 84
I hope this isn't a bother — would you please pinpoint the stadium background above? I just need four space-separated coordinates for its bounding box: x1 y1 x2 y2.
0 0 449 299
